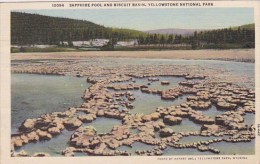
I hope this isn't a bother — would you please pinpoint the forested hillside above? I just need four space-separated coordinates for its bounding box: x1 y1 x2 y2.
11 12 145 45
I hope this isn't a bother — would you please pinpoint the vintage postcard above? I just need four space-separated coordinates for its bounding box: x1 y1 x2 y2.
0 1 260 164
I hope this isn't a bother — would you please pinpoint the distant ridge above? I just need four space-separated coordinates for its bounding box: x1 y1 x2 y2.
145 23 255 36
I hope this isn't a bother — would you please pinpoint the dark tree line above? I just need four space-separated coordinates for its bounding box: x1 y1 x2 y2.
137 27 254 49
138 34 185 45
188 27 255 49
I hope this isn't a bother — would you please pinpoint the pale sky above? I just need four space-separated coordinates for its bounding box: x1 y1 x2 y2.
15 8 254 31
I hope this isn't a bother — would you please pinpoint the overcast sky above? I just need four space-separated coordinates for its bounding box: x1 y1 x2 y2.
15 8 254 31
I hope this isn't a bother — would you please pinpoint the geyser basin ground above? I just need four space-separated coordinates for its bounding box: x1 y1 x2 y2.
11 55 255 156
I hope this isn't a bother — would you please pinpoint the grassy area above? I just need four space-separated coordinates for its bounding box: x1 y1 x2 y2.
11 47 79 53
201 43 254 49
111 46 192 51
11 43 254 53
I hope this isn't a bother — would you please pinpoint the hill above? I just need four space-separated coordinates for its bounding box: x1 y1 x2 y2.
231 23 255 30
11 12 146 45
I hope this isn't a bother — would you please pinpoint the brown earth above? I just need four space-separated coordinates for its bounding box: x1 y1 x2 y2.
11 49 255 62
